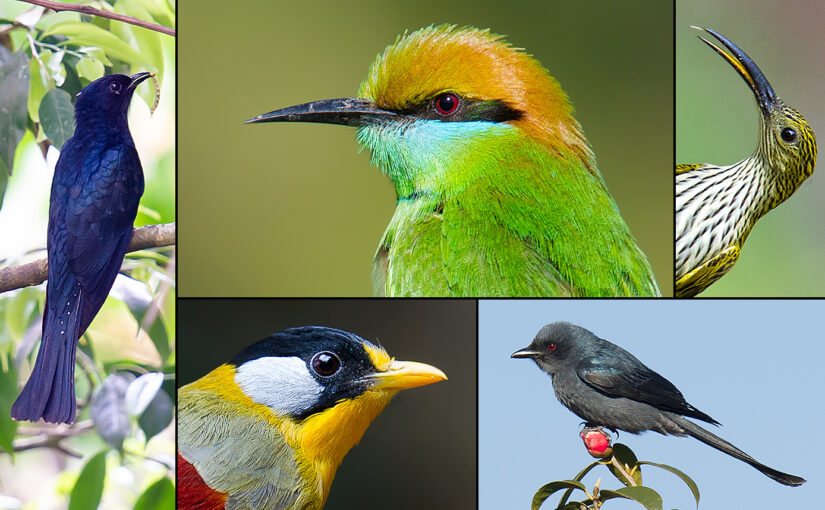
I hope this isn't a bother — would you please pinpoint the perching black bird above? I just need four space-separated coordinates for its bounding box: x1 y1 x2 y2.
511 321 805 487
11 73 152 424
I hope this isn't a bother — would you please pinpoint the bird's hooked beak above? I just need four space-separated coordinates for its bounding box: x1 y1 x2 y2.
128 72 153 91
693 26 778 116
245 98 401 127
511 347 542 359
367 359 447 390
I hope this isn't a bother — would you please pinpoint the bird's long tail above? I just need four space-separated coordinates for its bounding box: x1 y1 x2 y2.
675 416 805 486
11 292 82 424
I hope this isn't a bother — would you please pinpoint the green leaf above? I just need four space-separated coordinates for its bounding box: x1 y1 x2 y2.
600 486 663 510
78 47 113 67
0 47 30 179
531 480 587 510
28 55 51 123
0 353 18 454
3 287 39 340
609 443 642 487
125 372 163 417
75 56 105 81
558 460 600 507
133 476 174 510
68 451 107 510
39 87 74 149
41 21 149 67
639 461 700 507
137 384 173 441
115 0 164 74
90 373 133 451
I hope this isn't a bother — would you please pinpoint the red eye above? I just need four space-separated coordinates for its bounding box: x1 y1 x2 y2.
547 343 557 352
434 93 459 115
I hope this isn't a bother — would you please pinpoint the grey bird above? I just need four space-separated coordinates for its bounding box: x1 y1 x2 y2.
511 321 804 487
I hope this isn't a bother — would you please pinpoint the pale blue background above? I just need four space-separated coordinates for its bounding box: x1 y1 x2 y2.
480 300 821 509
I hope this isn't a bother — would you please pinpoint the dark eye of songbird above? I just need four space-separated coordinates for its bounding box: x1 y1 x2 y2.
311 351 341 376
781 127 797 143
109 82 121 94
434 93 459 115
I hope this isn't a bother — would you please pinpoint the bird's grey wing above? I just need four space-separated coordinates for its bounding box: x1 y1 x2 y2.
576 356 719 424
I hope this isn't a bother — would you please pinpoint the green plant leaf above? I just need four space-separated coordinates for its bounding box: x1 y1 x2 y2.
133 476 174 510
138 384 173 441
0 47 30 181
0 353 18 454
45 49 66 86
90 373 133 451
28 55 51 123
76 56 105 81
639 461 700 507
125 372 163 417
531 480 587 510
41 21 149 67
68 450 107 510
609 443 642 487
557 460 600 507
600 486 663 510
39 87 74 149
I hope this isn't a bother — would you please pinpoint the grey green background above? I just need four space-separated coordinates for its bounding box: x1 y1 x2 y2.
178 299 476 509
179 0 673 296
677 0 825 296
480 300 821 509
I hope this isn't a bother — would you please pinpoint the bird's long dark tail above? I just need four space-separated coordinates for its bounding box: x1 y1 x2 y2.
11 292 82 425
675 416 805 486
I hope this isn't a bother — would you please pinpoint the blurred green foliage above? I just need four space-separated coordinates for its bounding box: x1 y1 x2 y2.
0 1 175 508
179 0 673 296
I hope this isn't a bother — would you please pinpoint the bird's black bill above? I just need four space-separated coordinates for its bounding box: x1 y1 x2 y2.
511 347 541 359
693 26 778 115
128 72 153 90
245 98 400 127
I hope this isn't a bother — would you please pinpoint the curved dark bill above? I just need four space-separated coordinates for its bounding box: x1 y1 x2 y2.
511 347 541 359
129 72 153 90
692 26 778 115
245 97 400 127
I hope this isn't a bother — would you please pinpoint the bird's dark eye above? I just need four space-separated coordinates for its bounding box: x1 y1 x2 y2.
311 351 341 377
434 93 459 115
109 82 121 94
547 343 557 352
781 127 797 143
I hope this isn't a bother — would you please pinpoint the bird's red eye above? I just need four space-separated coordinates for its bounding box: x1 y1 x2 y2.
547 343 557 351
311 351 341 377
434 93 459 115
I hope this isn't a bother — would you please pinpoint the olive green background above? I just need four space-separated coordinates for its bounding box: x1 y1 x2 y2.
178 299 476 509
677 0 825 296
179 0 674 296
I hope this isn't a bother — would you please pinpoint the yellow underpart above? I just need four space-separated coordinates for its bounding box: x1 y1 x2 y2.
675 244 740 297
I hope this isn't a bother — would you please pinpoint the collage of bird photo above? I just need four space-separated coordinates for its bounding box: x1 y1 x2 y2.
0 0 822 509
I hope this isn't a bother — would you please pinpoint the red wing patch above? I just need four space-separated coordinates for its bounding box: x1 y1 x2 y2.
177 453 228 510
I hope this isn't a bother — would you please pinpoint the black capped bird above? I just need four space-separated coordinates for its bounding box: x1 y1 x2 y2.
676 27 816 297
177 326 447 510
512 321 805 486
12 72 153 424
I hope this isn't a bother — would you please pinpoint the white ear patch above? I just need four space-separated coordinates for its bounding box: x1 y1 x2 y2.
235 357 324 417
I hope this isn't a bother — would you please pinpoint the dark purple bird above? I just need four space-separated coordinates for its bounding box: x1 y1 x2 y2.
512 321 805 487
11 72 152 424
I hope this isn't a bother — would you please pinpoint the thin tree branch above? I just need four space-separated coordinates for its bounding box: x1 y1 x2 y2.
0 222 175 293
17 0 176 36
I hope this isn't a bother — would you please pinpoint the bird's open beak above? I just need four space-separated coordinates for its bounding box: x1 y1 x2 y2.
369 360 447 390
128 72 153 90
511 347 541 359
245 98 400 127
693 26 778 116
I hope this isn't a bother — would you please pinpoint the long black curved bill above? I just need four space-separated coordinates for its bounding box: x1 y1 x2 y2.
692 26 778 115
245 98 400 127
128 72 153 90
